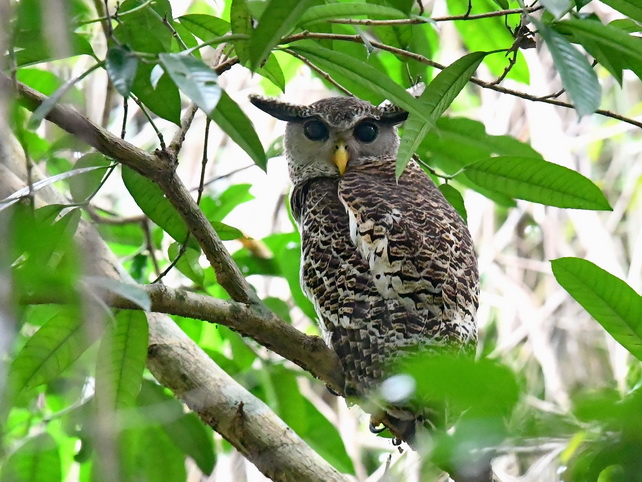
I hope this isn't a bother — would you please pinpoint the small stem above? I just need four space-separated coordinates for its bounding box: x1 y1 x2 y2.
282 32 642 130
80 0 154 26
183 34 251 56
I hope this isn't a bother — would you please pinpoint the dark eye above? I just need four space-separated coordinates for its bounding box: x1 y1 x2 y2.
354 122 378 143
303 120 329 141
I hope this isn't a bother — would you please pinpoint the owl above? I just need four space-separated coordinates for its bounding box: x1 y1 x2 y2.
250 95 479 443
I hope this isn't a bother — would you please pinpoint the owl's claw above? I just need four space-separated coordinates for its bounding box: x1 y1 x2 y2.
325 384 340 396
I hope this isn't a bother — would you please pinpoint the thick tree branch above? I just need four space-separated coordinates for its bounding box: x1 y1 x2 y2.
22 283 343 393
0 146 348 482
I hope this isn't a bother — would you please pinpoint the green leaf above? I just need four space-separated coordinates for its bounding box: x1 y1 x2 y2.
552 258 642 360
0 433 61 482
169 243 205 285
555 18 642 65
131 63 182 125
438 184 467 222
288 43 427 120
8 308 103 399
200 184 254 222
211 220 244 240
105 45 139 97
257 53 286 92
231 0 252 64
118 426 186 482
463 156 611 210
178 14 231 41
401 354 519 417
1 166 107 212
95 311 148 409
138 381 216 475
209 91 267 169
164 413 215 474
267 366 354 474
121 167 198 249
159 53 222 115
298 3 407 25
249 0 314 70
599 0 642 24
68 153 112 203
86 277 152 312
396 51 486 178
535 19 601 117
540 0 572 19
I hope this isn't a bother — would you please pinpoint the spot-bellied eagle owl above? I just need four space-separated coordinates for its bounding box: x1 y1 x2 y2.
251 95 479 443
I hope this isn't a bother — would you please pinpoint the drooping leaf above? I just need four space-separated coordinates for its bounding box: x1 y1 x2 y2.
8 308 105 399
257 53 286 92
463 156 611 210
396 51 486 177
200 184 254 222
555 18 642 67
178 14 231 41
540 0 572 19
163 413 216 474
68 153 112 203
209 91 267 170
0 433 61 482
169 243 205 286
535 19 601 117
137 381 216 475
106 45 139 97
267 366 355 474
231 0 252 64
288 43 427 121
121 167 198 249
438 184 467 222
249 0 314 70
1 166 108 212
297 3 407 25
552 258 642 361
132 62 182 125
159 53 222 115
86 276 151 312
95 311 149 409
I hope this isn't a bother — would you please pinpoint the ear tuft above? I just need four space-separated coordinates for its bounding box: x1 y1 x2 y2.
379 103 409 125
249 95 306 122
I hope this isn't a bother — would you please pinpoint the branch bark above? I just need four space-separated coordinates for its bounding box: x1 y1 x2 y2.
0 137 348 482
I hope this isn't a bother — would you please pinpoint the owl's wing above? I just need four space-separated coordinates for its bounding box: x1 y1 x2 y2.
338 158 479 347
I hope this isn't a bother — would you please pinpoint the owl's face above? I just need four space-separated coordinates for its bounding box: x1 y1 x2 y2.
250 96 408 184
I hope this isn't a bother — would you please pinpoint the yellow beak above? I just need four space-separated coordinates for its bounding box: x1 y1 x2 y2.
333 142 349 175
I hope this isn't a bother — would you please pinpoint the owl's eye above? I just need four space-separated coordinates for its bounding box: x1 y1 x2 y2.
354 122 378 143
303 120 329 141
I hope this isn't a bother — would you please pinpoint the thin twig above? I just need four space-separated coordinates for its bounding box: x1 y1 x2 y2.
168 103 198 157
283 48 354 97
130 95 167 150
282 32 642 130
328 7 540 25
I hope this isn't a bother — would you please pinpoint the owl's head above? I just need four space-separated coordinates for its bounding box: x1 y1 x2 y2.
250 95 408 184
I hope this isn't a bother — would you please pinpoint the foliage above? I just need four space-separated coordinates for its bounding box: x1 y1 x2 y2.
1 0 641 480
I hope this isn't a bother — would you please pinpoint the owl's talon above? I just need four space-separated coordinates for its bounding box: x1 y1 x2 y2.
369 421 386 434
325 384 340 396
